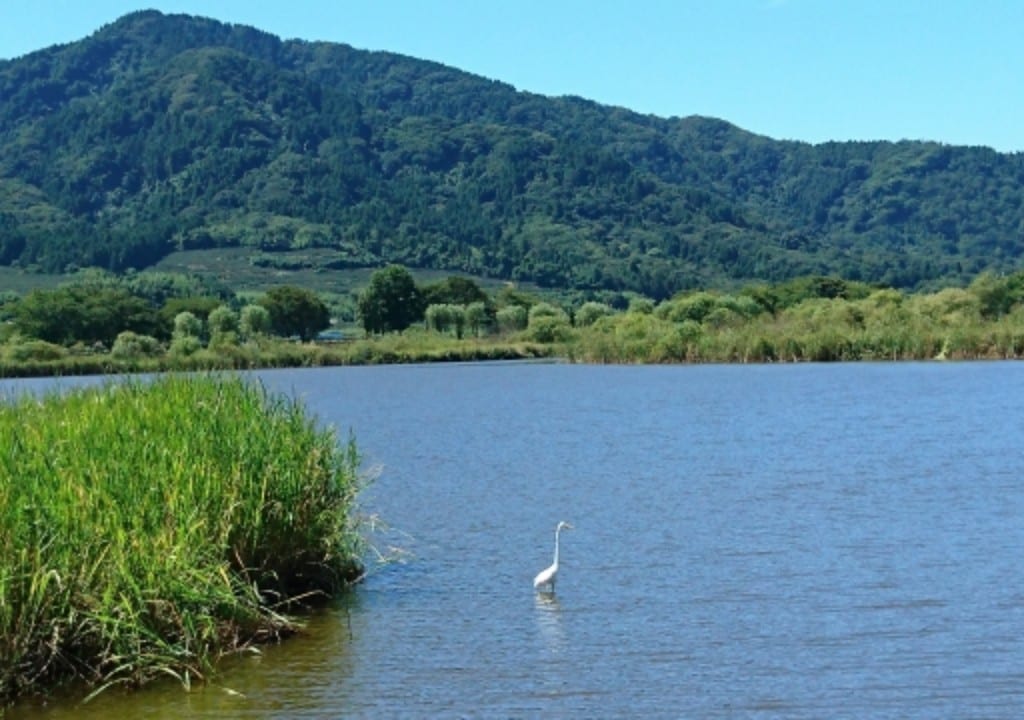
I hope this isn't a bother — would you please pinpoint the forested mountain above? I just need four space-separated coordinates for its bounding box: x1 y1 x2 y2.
1 10 1023 297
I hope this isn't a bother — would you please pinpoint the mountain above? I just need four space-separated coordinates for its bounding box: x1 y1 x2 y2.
1 10 1023 297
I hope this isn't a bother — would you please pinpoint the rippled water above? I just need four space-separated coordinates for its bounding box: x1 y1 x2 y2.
7 361 1024 718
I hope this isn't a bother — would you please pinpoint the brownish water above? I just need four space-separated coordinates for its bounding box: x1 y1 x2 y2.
8 602 359 719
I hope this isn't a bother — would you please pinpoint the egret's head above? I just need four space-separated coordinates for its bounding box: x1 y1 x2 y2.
557 520 574 531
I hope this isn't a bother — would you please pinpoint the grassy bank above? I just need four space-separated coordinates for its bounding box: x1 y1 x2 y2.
569 291 1024 364
0 335 556 379
0 375 364 706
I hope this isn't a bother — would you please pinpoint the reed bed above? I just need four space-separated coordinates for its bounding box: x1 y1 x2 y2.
0 338 555 379
0 375 364 705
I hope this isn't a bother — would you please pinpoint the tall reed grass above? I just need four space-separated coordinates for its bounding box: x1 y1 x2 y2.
0 375 364 705
0 336 556 379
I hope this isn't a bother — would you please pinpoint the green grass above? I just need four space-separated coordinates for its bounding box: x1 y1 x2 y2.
0 375 364 705
0 267 64 295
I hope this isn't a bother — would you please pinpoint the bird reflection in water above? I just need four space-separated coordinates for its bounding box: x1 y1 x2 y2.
534 591 567 655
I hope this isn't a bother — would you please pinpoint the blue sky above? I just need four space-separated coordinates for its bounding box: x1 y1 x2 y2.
2 1 1021 152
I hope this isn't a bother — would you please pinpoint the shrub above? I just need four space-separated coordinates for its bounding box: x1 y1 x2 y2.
173 311 203 339
627 297 655 315
464 301 489 337
528 302 569 323
169 334 202 357
496 305 528 333
523 315 574 343
111 331 164 358
575 301 613 327
3 339 67 362
239 304 272 338
208 305 239 335
425 303 466 337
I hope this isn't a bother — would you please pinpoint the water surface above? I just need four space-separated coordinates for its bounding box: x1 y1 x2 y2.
7 361 1024 718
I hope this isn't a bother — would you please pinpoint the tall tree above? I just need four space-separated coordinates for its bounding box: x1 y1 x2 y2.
358 265 423 334
259 285 330 340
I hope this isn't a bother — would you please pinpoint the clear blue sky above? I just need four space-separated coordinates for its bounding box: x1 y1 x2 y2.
2 1 1022 152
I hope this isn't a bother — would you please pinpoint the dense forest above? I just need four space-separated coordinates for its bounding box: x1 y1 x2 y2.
1 10 1023 298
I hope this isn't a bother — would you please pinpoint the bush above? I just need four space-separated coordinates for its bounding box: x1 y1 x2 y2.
528 302 569 323
111 331 164 358
3 339 67 362
575 301 613 327
464 301 489 337
628 297 655 315
425 303 466 337
240 304 272 338
523 315 575 343
173 311 203 339
208 305 239 335
496 305 528 333
169 334 202 357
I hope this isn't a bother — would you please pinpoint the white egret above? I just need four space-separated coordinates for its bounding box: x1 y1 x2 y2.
533 521 573 592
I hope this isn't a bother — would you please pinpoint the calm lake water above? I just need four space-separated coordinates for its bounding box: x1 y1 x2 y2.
6 361 1024 718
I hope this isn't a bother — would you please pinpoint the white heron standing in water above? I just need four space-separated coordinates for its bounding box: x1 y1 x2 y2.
533 521 573 592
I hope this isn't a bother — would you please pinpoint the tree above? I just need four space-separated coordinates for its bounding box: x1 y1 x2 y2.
528 302 569 324
969 271 1021 319
239 304 271 339
111 331 163 358
12 289 81 344
464 301 488 337
575 301 613 327
207 305 239 335
495 286 541 312
13 286 158 347
170 311 203 356
425 304 453 334
421 276 489 307
627 297 655 315
259 286 330 341
173 311 203 338
495 305 527 333
357 265 424 334
207 305 239 348
158 296 224 339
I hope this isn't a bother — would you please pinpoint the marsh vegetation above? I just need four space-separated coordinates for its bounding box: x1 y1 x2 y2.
0 375 364 706
5 267 1024 378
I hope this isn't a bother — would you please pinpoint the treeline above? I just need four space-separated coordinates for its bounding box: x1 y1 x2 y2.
357 266 1024 364
5 265 1024 375
0 269 331 361
2 11 1024 297
0 267 556 375
569 273 1024 363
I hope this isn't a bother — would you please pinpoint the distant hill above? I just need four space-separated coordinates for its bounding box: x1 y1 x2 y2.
1 10 1023 297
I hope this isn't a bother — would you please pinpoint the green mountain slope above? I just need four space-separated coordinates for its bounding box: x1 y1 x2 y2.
1 10 1022 297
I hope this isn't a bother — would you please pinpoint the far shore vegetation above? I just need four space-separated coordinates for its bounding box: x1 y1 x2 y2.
3 264 1024 377
3 263 1022 706
0 375 364 707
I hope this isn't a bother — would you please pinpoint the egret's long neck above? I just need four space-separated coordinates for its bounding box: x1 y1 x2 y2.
553 527 562 566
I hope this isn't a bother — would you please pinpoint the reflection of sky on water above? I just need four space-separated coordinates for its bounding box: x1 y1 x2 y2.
534 593 566 656
12 363 1024 718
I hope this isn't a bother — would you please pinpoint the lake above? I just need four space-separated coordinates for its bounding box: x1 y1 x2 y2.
6 361 1024 718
